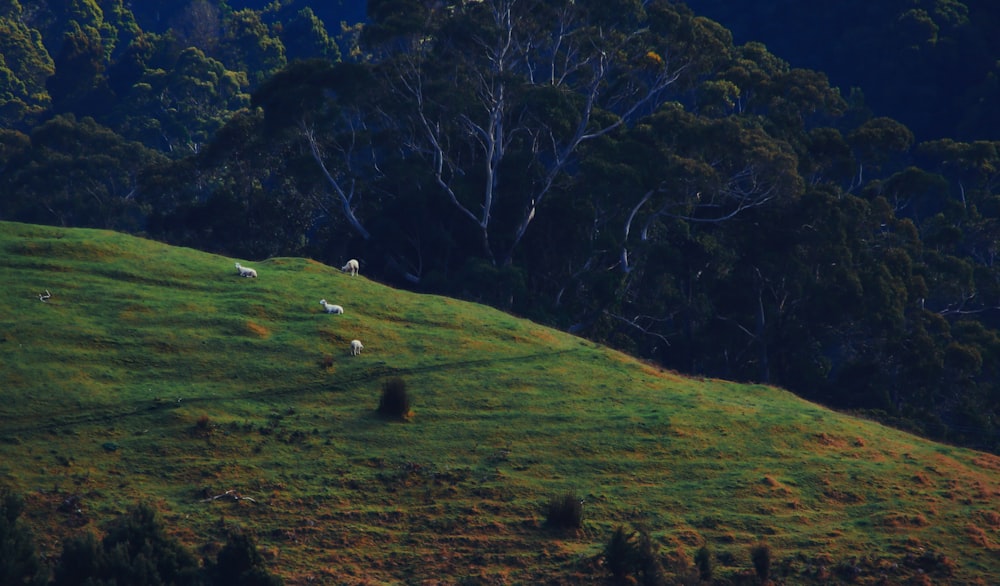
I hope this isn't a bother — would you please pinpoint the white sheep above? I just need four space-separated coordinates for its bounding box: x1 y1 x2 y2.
341 259 360 276
350 339 364 356
319 299 344 314
235 262 257 278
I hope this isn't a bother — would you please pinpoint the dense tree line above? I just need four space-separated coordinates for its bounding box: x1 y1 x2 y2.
0 487 281 585
0 0 998 452
683 0 1000 142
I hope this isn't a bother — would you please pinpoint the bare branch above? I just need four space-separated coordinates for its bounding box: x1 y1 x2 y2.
302 122 372 240
605 310 672 346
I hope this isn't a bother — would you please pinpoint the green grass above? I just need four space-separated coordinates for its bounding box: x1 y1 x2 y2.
1 221 998 584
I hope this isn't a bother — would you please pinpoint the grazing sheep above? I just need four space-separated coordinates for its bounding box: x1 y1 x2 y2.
350 339 364 356
235 262 258 278
320 299 344 314
341 259 360 276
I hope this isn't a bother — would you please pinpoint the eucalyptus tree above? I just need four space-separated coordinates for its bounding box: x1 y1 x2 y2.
0 0 55 129
366 0 724 268
106 43 250 154
219 8 287 88
252 59 386 245
276 7 341 63
3 114 166 230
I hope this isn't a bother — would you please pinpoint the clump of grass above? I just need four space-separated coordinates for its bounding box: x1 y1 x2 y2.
192 414 213 438
377 377 411 419
545 493 582 531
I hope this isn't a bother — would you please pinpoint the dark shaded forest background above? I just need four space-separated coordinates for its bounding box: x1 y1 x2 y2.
2 0 999 453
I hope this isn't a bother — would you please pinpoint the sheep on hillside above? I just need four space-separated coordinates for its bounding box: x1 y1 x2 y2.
350 339 364 356
235 262 258 278
320 299 344 314
341 259 360 276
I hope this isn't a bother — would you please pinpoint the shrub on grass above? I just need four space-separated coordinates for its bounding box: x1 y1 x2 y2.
694 545 714 582
634 532 666 586
377 377 411 418
193 414 213 437
0 487 45 586
604 526 637 581
601 525 666 585
751 542 771 583
204 528 283 586
52 502 201 586
545 493 583 530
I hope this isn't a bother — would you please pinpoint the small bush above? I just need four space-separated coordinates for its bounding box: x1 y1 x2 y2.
52 502 201 586
0 486 45 586
695 545 714 582
604 526 637 580
751 542 771 583
545 493 583 530
205 528 283 586
193 414 213 437
634 532 666 586
601 525 666 586
378 377 411 418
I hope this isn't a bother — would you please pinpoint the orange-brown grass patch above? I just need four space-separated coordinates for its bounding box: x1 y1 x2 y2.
980 510 1000 528
821 487 865 504
300 260 330 273
757 475 794 498
812 432 849 448
881 512 930 528
243 320 271 338
245 304 270 319
527 328 560 345
317 328 347 345
119 303 152 321
972 453 1000 471
672 528 706 547
965 524 997 549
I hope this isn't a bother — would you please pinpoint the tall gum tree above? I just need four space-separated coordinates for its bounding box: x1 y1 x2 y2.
369 0 723 268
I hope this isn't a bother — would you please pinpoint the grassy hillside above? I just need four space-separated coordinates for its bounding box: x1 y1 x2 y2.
0 221 997 585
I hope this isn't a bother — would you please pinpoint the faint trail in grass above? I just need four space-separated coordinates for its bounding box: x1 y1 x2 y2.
265 347 587 399
0 348 587 434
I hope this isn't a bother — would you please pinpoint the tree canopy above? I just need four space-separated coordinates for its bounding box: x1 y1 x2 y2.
0 0 998 453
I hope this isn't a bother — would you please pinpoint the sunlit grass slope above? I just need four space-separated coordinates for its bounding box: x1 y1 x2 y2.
1 221 997 585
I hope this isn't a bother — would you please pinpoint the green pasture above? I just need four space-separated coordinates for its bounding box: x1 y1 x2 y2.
0 221 997 584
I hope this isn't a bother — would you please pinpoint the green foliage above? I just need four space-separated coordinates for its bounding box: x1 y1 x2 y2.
1 114 166 230
750 542 772 583
52 502 201 586
204 529 283 586
694 545 714 582
220 9 286 88
544 493 583 531
0 223 999 583
276 7 340 63
601 526 667 586
682 0 994 140
46 22 112 116
0 487 44 586
0 0 999 460
0 3 54 129
377 377 412 419
604 526 637 581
